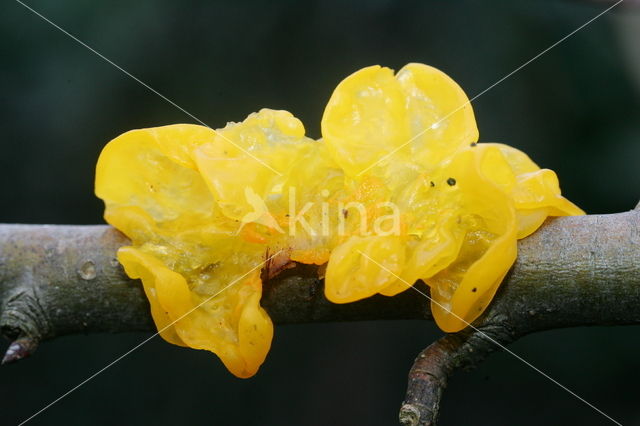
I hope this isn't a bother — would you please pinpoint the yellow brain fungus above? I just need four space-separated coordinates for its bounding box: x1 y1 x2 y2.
95 63 583 377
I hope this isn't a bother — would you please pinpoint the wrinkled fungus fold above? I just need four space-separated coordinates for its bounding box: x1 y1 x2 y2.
95 63 583 377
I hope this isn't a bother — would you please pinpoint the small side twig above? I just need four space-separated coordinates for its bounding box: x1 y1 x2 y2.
2 336 39 364
399 325 516 426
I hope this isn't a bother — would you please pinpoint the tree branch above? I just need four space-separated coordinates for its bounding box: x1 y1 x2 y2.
399 325 516 426
1 209 639 424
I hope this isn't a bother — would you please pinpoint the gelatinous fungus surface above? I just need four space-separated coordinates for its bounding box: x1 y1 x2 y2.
95 63 583 377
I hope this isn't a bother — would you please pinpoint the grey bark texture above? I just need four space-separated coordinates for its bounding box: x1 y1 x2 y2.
1 208 639 425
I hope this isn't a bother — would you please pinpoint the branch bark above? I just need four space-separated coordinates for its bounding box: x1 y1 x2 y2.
1 209 639 424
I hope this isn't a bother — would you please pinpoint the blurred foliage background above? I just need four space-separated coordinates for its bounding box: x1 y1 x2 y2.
1 1 640 425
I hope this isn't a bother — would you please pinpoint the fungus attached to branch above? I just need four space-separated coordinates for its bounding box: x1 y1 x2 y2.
94 63 583 378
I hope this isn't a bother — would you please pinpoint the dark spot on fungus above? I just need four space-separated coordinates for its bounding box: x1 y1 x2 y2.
470 142 477 147
430 181 435 187
200 263 218 274
342 209 348 218
447 177 456 186
471 287 477 292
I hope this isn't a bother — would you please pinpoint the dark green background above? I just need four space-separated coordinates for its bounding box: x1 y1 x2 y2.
1 1 639 425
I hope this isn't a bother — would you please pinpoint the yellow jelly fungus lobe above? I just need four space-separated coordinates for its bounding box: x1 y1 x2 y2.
95 63 583 377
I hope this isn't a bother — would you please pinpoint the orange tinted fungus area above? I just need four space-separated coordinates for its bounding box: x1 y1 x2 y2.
95 63 583 377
